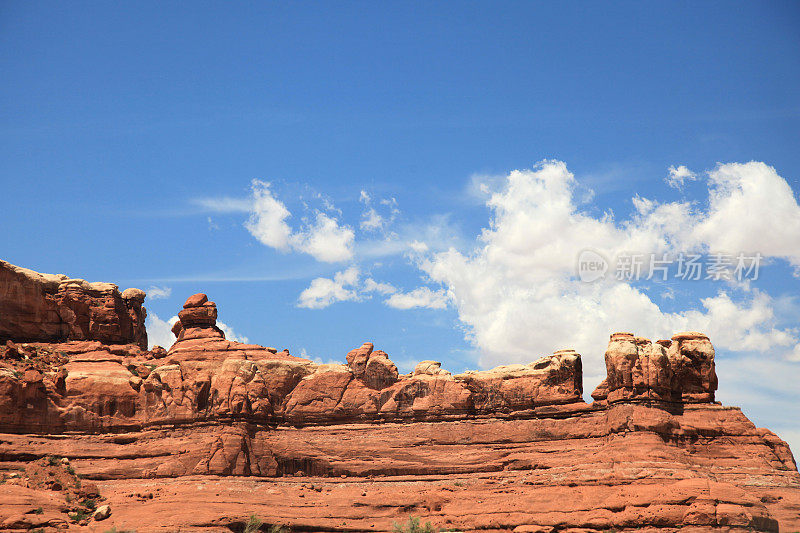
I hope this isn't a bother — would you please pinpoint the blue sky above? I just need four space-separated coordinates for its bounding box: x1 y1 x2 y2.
2 2 799 451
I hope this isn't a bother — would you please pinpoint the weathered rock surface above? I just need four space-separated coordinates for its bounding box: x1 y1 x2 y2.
1 403 797 532
0 260 147 349
604 331 718 404
0 292 592 432
0 263 797 532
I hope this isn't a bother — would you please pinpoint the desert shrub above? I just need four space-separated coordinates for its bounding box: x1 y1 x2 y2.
46 456 61 466
32 507 43 514
81 498 97 510
244 515 263 533
69 509 90 522
244 514 284 533
393 517 436 533
67 465 76 475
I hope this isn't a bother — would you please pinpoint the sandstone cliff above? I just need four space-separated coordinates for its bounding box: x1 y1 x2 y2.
0 261 798 533
0 260 147 349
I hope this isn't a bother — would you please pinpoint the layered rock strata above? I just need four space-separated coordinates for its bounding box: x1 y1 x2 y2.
0 260 147 349
0 262 798 532
0 292 588 432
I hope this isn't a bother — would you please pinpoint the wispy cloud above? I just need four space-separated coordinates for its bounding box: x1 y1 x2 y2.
146 285 172 300
385 286 449 310
296 266 448 311
358 190 400 234
129 263 328 284
190 196 253 213
665 165 697 189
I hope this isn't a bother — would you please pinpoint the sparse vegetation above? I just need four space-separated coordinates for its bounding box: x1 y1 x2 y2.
244 515 263 533
393 517 436 533
81 497 97 510
68 508 90 522
46 455 61 466
238 515 290 533
32 507 43 514
66 465 76 475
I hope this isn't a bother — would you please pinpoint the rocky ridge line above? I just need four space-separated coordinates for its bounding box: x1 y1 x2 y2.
0 260 798 532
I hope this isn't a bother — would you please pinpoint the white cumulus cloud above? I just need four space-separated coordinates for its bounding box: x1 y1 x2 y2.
691 161 800 268
244 180 354 262
146 313 248 348
218 321 249 343
145 312 179 350
244 180 293 251
297 266 361 309
415 160 800 377
291 212 355 262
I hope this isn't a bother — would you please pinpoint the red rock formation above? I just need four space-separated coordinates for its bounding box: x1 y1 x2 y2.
1 400 797 531
345 342 399 390
603 331 718 404
0 264 798 532
0 260 148 349
670 330 719 402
